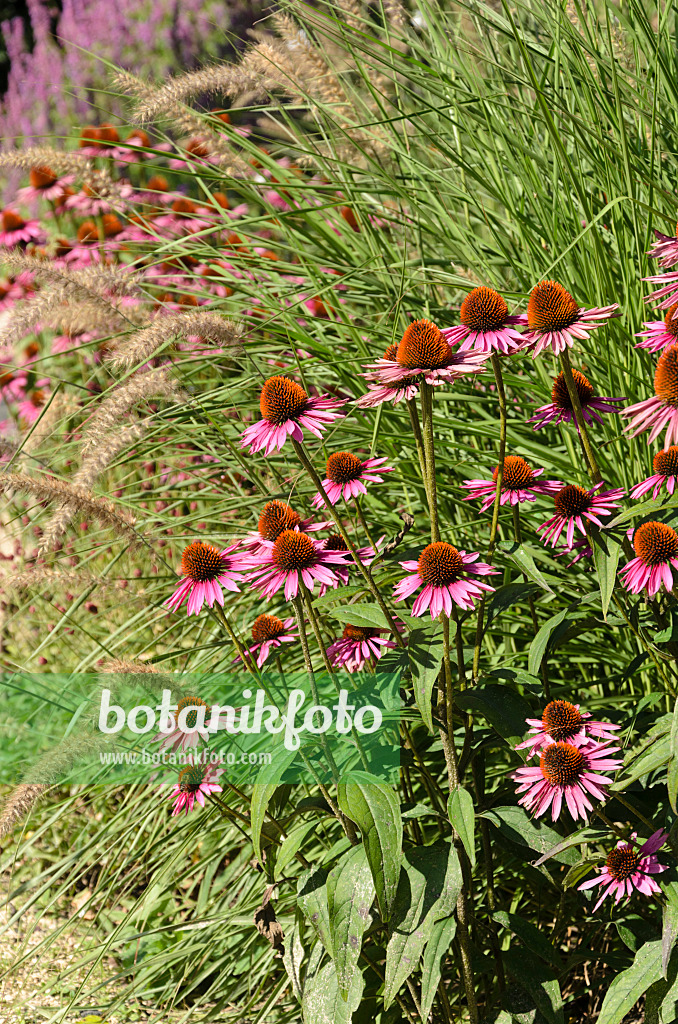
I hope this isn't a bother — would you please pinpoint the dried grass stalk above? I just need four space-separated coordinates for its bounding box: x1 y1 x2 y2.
0 783 47 840
107 310 243 369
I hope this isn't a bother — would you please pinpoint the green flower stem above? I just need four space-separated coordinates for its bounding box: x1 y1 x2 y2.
212 605 254 673
559 347 602 485
611 593 677 697
512 504 551 700
420 381 440 543
354 496 379 553
291 438 405 647
406 396 429 498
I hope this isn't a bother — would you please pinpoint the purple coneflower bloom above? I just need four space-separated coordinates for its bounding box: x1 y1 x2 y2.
555 538 593 565
516 699 620 756
622 345 678 449
245 528 349 600
237 614 297 668
154 696 215 753
361 320 487 388
393 542 497 618
165 541 243 616
529 368 624 430
0 209 45 247
537 482 624 549
635 303 678 352
17 166 75 204
440 286 525 355
355 379 420 407
521 280 619 358
513 740 623 821
631 448 678 499
644 271 678 310
168 759 224 817
317 533 382 592
241 499 325 555
619 521 678 597
578 830 668 911
462 455 563 513
312 452 393 507
648 223 678 267
240 376 345 456
327 623 400 672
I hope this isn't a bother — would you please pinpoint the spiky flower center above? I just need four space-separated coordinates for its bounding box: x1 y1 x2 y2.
606 845 640 881
178 764 207 793
258 500 302 541
528 281 580 333
326 451 363 484
342 624 380 641
2 210 24 231
654 346 678 407
551 369 594 410
418 542 465 587
653 447 678 476
77 221 98 243
325 533 348 551
493 455 534 489
383 344 398 361
260 376 308 424
633 521 678 566
541 700 584 741
29 166 57 190
554 484 592 517
540 742 585 786
147 174 169 193
252 614 286 643
272 530 317 571
180 542 227 582
396 320 452 370
176 696 209 730
172 198 197 215
664 304 678 337
460 286 508 332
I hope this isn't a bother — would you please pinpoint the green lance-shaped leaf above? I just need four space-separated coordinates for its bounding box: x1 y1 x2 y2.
494 911 560 967
302 959 364 1024
480 805 580 864
597 941 663 1024
455 684 533 747
383 840 463 1009
528 607 569 677
338 770 402 920
503 949 564 1024
591 531 621 620
407 626 444 734
329 602 394 630
326 844 375 997
298 868 333 956
669 700 678 815
447 786 476 869
250 748 298 868
420 915 456 1022
663 882 678 978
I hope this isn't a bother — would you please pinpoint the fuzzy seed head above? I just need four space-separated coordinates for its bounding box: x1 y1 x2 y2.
528 280 580 332
2 210 24 231
540 742 585 786
342 624 380 641
29 166 57 190
664 305 678 337
493 455 534 489
178 764 207 792
653 447 678 476
176 695 209 729
325 533 348 551
551 369 594 410
272 530 317 571
252 614 286 643
655 347 678 406
258 500 302 541
259 376 308 424
326 451 363 484
606 845 640 881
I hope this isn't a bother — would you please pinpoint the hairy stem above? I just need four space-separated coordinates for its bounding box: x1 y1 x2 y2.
420 381 440 543
559 347 602 485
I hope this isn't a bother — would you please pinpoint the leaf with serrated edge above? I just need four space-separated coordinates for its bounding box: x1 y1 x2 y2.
338 771 402 920
326 844 375 997
302 958 364 1024
298 868 333 956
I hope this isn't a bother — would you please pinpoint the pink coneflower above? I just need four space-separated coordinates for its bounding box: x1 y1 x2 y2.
0 209 45 247
643 271 678 311
555 538 593 565
622 345 678 449
440 286 525 355
619 521 678 597
461 455 564 513
155 695 214 752
648 223 678 267
537 483 625 549
512 741 623 821
237 614 297 667
521 280 619 357
17 166 75 204
578 830 668 911
635 303 678 352
168 759 224 816
361 320 487 388
327 623 400 672
516 699 620 756
631 447 678 499
245 528 349 600
318 532 382 591
241 499 325 555
312 452 393 507
393 542 497 618
240 376 345 456
17 383 49 426
165 541 243 615
355 378 420 407
529 369 624 430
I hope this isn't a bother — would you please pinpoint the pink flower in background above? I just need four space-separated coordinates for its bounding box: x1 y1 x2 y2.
312 452 393 507
0 209 45 246
512 741 623 821
635 303 678 352
240 376 345 456
441 286 525 355
394 542 497 618
537 483 624 549
630 447 678 499
622 345 678 449
620 521 678 597
241 499 325 555
516 699 620 756
578 830 668 912
521 280 618 357
236 614 297 668
168 759 224 816
355 378 420 407
17 380 50 424
154 695 215 752
362 320 487 388
462 455 563 513
529 368 624 429
644 271 678 310
17 166 75 204
165 541 243 615
327 622 401 672
245 528 349 600
648 225 678 267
